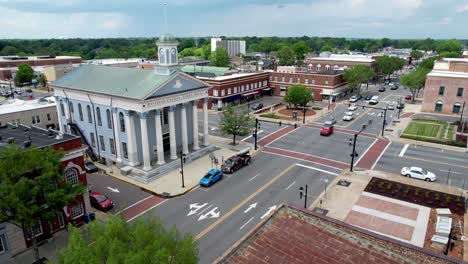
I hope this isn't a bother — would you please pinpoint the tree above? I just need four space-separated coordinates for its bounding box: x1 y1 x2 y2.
439 51 460 58
419 56 438 69
292 41 311 62
39 74 47 87
179 47 196 58
59 215 197 264
210 47 229 67
320 44 334 52
400 68 431 103
375 56 405 79
410 50 424 60
0 146 85 263
1 45 18 55
219 105 255 145
343 65 375 95
277 46 295 66
15 64 34 85
435 39 463 55
283 85 313 109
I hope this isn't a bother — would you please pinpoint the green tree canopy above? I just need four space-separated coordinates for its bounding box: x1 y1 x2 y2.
1 45 18 55
179 47 196 58
320 44 334 52
410 50 424 60
210 46 229 67
219 105 255 145
39 74 47 87
0 146 85 263
15 64 35 85
343 65 375 95
435 39 463 55
376 56 406 78
59 216 198 264
439 51 460 58
277 46 295 66
419 56 438 69
283 85 313 108
400 67 431 103
292 41 311 61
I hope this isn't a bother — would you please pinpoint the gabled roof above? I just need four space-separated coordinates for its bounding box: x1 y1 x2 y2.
52 64 209 100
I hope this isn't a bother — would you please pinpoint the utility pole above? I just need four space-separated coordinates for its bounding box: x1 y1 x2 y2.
459 101 465 124
254 118 259 150
303 106 306 124
397 97 402 119
382 108 387 137
350 124 367 172
180 150 186 188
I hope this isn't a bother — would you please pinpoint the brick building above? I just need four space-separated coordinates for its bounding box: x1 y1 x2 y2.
462 51 468 59
269 70 348 101
0 125 89 261
217 204 462 264
421 58 468 115
305 54 376 72
197 72 270 110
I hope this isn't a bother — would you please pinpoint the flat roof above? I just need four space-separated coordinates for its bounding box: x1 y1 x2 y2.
218 204 461 264
427 70 468 79
0 97 56 115
197 72 264 81
0 125 77 149
442 58 468 62
0 56 80 62
307 57 375 63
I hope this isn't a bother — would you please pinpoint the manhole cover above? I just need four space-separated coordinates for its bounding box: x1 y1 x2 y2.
337 180 351 187
313 207 329 216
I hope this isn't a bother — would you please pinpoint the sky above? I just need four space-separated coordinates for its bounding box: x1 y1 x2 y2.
0 0 467 39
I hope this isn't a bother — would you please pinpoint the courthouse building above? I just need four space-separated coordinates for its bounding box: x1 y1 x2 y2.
51 34 211 181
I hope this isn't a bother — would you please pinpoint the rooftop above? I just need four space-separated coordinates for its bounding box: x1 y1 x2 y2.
52 64 209 100
307 54 375 63
218 204 461 264
427 71 468 79
197 72 264 81
0 124 77 149
181 65 230 76
0 56 80 62
0 97 56 115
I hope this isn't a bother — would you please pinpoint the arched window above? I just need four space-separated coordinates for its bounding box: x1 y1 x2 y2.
78 104 83 121
106 109 112 129
87 105 92 124
453 102 462 113
435 100 443 112
325 65 330 70
119 112 125 132
96 107 102 126
316 64 321 71
64 168 79 185
60 100 65 117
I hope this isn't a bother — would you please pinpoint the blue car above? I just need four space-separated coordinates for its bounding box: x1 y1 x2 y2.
199 169 224 187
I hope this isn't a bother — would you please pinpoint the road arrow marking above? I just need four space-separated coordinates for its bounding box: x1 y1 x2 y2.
244 203 257 213
198 207 220 221
188 203 207 216
261 205 277 219
107 187 120 193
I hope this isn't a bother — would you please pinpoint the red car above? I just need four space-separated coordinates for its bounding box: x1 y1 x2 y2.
405 95 412 100
320 123 334 136
89 192 113 211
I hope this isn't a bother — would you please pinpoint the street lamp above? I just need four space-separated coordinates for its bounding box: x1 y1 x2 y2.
254 118 260 150
180 150 186 188
299 185 308 209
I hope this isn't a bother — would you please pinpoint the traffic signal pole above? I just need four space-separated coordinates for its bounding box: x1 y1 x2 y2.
254 118 258 150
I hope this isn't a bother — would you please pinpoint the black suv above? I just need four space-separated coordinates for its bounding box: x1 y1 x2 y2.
221 148 251 173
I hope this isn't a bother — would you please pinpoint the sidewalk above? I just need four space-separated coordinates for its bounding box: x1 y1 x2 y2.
101 135 257 197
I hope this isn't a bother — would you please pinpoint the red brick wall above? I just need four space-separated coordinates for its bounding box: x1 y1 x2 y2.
0 69 13 80
53 137 82 152
422 75 468 115
0 58 82 68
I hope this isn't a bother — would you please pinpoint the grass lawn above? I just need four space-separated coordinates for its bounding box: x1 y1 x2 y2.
401 119 464 147
403 121 442 138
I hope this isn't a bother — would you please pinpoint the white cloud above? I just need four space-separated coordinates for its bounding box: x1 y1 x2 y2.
458 4 468 12
0 7 133 38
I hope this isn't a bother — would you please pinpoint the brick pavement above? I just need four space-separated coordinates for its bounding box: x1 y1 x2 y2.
355 138 390 169
120 195 165 222
257 126 296 146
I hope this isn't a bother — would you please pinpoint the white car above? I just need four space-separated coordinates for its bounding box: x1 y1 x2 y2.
387 104 395 110
343 112 354 121
400 167 436 182
348 105 357 111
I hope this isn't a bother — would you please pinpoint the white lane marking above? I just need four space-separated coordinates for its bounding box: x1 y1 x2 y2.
188 203 208 216
264 151 343 171
371 141 392 170
244 203 257 213
107 187 120 193
241 130 263 141
355 138 378 165
261 205 277 219
127 199 168 222
249 173 261 182
295 163 339 176
399 144 409 157
240 217 255 230
268 146 349 166
285 181 296 190
119 195 153 214
196 204 214 216
439 169 463 175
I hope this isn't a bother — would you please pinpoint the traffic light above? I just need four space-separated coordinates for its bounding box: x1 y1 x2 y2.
257 122 261 129
349 138 353 146
279 121 282 126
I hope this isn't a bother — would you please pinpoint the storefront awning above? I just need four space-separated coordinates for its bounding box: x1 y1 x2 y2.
241 91 259 97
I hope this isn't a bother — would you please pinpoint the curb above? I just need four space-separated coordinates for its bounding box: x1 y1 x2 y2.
309 169 349 209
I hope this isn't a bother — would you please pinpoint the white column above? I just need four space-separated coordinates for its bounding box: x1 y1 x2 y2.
181 103 189 155
112 108 122 163
192 100 200 150
124 110 138 166
139 112 151 171
168 106 178 160
155 109 165 165
203 98 209 146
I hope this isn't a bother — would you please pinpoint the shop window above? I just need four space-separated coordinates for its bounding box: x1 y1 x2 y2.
25 222 43 239
47 113 51 121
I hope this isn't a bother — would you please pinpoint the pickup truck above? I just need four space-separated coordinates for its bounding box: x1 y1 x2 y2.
221 148 251 173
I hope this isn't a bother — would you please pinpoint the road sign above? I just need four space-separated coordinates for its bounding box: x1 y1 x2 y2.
244 203 257 213
187 203 207 216
198 207 220 221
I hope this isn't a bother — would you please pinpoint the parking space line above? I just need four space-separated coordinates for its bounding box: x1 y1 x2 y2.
295 163 339 176
438 169 463 175
285 181 296 190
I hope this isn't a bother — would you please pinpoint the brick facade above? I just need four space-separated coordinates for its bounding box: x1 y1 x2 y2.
0 56 82 68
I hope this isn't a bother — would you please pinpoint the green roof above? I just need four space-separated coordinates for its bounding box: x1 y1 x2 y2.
52 64 208 100
181 65 229 77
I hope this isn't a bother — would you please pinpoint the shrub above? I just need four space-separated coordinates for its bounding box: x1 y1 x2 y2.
259 113 280 119
312 106 322 110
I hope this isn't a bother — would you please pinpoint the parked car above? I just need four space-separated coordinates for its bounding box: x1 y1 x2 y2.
365 95 372 100
405 95 412 100
221 148 251 173
348 104 357 111
390 84 399 90
378 87 386 92
85 160 99 173
326 118 336 125
26 88 33 93
349 94 362 103
401 167 436 182
387 104 395 110
343 112 354 121
200 169 224 187
369 96 379 105
320 123 334 136
89 191 114 211
251 103 264 110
